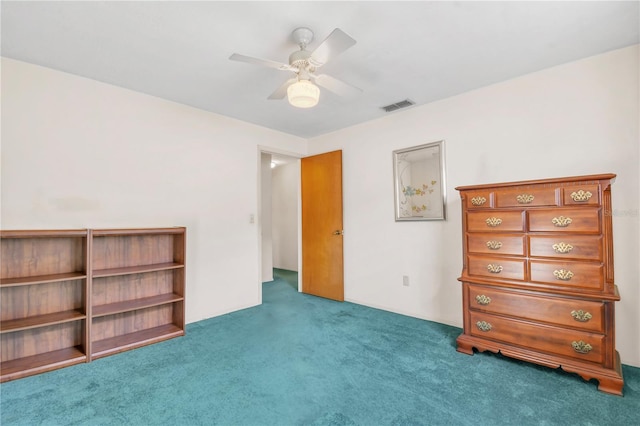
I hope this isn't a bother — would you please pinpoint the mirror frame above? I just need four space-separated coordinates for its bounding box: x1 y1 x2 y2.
393 140 447 221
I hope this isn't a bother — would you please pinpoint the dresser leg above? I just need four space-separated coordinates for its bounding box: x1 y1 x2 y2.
456 335 475 355
597 378 624 396
595 351 625 396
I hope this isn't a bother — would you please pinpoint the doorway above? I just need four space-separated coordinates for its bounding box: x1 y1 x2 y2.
258 149 345 303
259 150 301 292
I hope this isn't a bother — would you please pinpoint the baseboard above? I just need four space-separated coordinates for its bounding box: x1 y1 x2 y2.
344 297 461 329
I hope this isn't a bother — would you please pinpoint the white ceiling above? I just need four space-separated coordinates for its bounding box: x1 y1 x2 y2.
2 1 638 139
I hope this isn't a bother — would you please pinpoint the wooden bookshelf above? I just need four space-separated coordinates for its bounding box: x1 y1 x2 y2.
89 227 186 361
0 230 89 382
0 227 186 382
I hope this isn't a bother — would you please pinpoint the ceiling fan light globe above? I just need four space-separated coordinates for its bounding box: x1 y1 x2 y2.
287 80 320 108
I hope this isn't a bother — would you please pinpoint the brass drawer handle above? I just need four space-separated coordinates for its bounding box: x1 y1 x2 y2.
552 242 574 254
571 190 593 202
475 295 491 305
516 194 534 204
552 216 572 227
476 321 492 332
571 310 592 322
471 196 487 206
554 269 574 280
486 217 502 227
572 340 593 354
486 241 502 250
487 264 503 274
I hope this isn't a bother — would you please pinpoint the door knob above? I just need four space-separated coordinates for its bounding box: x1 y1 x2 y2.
333 230 344 236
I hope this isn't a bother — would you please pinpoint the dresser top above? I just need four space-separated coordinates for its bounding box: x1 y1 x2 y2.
455 173 616 191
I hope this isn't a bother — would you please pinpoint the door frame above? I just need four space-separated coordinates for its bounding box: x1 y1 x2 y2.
257 146 303 303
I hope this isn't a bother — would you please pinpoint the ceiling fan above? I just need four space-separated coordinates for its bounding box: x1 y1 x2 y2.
229 27 362 108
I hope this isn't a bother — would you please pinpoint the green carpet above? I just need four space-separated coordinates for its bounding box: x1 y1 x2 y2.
1 268 638 425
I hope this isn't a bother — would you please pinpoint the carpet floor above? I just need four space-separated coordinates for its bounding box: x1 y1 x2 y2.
1 268 638 425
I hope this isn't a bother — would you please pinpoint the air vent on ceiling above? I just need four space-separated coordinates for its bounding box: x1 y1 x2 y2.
381 99 415 113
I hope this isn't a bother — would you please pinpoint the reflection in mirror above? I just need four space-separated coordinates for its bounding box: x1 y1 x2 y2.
393 141 446 221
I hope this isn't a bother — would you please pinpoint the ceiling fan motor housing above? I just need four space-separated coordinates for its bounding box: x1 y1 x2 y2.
289 50 312 70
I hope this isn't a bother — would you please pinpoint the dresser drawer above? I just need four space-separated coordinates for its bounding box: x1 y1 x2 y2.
530 260 604 291
469 311 604 364
465 191 492 209
468 255 526 281
528 208 600 233
529 235 602 261
468 234 525 256
563 185 600 206
495 187 559 208
467 211 524 232
467 285 605 332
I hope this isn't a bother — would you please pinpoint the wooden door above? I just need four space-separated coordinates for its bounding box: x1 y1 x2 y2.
301 150 344 301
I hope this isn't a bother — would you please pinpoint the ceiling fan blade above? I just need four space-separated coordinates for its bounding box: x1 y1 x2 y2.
268 78 297 100
229 53 293 71
309 28 356 68
313 74 362 97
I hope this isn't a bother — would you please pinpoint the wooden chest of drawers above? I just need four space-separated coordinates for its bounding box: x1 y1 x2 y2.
456 174 624 395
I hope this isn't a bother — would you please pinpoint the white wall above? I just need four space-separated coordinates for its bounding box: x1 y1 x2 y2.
272 162 299 271
308 45 640 367
0 58 307 323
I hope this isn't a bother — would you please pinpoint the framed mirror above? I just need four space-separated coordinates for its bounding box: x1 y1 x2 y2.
393 140 446 221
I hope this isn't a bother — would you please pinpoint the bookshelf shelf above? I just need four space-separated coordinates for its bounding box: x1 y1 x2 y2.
1 310 86 333
92 324 184 359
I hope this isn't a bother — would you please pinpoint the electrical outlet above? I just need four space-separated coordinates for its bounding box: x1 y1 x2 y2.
250 214 255 224
403 275 410 287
